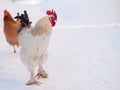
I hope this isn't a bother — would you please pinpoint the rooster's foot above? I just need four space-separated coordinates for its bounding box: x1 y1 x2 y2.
36 71 48 79
26 80 42 85
35 73 41 79
41 71 48 78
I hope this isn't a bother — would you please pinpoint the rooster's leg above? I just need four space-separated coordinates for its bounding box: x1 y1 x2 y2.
37 53 48 78
26 66 41 85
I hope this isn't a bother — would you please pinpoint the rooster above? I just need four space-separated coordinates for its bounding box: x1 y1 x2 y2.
15 10 57 85
3 9 20 53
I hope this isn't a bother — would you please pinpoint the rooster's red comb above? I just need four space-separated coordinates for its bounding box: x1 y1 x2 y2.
46 9 57 20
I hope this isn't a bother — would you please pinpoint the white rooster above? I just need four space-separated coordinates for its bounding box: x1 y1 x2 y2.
15 10 57 85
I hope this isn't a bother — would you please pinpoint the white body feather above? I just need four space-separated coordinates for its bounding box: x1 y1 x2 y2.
19 30 50 67
18 16 53 84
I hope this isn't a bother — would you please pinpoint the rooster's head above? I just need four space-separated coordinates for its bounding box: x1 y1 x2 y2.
46 9 57 27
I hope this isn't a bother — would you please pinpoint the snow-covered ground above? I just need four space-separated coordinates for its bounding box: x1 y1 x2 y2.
0 0 120 90
0 26 120 90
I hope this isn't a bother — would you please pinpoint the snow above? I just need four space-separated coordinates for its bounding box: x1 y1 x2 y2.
0 0 120 90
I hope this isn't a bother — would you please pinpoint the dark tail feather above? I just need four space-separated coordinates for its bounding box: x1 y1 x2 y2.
14 10 32 26
24 10 29 23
